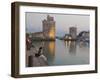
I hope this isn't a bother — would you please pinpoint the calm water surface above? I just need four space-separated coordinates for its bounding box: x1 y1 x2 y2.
32 39 89 66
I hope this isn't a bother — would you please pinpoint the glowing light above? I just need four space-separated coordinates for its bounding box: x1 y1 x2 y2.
49 42 55 55
68 36 72 39
49 26 55 38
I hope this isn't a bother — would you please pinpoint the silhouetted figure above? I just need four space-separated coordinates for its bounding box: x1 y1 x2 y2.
35 47 42 57
35 47 47 61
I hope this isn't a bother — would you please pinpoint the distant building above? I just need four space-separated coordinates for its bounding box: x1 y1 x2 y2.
69 27 77 39
30 15 56 40
82 31 89 39
31 32 44 38
42 15 56 39
77 31 90 42
64 34 72 40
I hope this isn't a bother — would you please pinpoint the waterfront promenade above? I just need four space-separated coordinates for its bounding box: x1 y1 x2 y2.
26 47 48 67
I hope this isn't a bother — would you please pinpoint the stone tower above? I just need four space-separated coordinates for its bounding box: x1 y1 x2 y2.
69 27 77 39
42 15 55 39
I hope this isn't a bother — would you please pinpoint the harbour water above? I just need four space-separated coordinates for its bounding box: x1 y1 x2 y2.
27 39 89 66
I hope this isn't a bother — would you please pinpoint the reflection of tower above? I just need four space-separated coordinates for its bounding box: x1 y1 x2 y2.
69 41 76 54
42 15 55 39
43 41 55 65
69 27 77 39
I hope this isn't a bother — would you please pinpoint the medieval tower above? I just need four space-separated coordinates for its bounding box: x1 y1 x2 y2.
69 27 77 39
42 15 55 39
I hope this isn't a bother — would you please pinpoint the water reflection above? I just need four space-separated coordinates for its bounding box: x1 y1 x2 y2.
64 41 76 54
79 41 89 47
26 39 89 67
43 41 55 65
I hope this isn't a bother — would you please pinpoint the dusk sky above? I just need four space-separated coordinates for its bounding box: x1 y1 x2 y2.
26 12 90 36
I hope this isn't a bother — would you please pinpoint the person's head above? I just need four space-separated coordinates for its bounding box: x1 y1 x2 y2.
39 47 42 50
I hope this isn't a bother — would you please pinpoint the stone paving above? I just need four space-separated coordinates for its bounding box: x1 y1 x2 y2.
26 47 48 67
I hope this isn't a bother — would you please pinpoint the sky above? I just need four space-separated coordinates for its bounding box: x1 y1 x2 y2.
26 12 90 36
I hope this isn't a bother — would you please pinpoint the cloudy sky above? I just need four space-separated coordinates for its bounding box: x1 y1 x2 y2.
26 12 90 36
